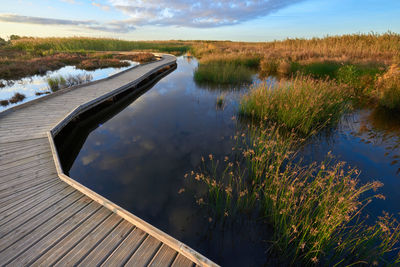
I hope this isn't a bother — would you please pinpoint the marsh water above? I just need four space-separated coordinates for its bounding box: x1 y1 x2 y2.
0 61 138 112
58 56 400 265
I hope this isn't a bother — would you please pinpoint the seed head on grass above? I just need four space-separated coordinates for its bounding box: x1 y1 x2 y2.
190 121 400 265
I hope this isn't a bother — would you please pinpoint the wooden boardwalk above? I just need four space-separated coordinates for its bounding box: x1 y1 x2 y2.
0 55 217 267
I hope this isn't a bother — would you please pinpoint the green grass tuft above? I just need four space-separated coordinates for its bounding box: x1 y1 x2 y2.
194 62 254 86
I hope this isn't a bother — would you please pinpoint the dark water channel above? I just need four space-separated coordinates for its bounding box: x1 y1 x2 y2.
57 57 268 266
57 56 400 266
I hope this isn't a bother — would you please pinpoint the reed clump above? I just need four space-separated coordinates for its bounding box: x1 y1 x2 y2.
374 64 400 109
194 61 254 85
194 54 260 85
47 73 93 92
190 124 400 265
239 76 349 134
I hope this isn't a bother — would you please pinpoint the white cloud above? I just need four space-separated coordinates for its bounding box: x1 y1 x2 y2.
0 1 305 35
106 0 305 28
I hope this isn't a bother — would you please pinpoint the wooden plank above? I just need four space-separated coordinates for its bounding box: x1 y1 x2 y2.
0 180 63 215
0 181 68 226
54 214 122 266
171 254 195 267
31 208 112 266
0 144 51 164
0 177 59 207
0 170 57 199
100 228 147 266
0 155 53 177
0 160 55 184
0 150 52 171
0 139 48 153
77 221 134 266
7 202 101 266
148 244 178 267
0 188 78 241
0 196 91 263
0 166 56 192
124 235 162 266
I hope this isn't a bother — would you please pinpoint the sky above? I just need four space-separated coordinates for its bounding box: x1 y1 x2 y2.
0 0 399 41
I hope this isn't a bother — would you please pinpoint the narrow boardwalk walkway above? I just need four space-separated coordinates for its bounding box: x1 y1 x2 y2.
0 55 213 266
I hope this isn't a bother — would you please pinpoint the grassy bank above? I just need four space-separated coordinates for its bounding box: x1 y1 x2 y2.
190 123 400 265
0 51 155 82
8 37 190 54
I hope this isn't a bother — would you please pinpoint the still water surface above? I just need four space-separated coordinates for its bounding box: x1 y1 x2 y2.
60 56 400 265
0 61 137 112
60 56 268 266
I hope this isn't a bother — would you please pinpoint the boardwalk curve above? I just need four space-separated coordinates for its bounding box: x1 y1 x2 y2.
0 54 218 267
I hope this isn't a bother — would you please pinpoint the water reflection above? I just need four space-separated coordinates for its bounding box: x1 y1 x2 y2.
299 106 400 219
0 61 138 112
60 57 268 266
59 55 400 265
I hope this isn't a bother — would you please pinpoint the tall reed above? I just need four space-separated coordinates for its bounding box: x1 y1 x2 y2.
239 76 350 134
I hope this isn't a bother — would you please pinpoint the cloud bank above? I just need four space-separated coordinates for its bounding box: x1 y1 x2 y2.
0 14 135 33
0 1 304 34
108 0 304 28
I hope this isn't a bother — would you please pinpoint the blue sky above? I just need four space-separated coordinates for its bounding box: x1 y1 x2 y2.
0 0 399 41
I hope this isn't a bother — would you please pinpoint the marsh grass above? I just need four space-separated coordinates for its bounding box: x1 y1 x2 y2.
193 54 259 85
192 32 400 65
194 62 254 85
239 76 350 134
190 124 400 265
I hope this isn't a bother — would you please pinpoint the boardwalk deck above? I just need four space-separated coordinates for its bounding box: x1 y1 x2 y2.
0 54 217 267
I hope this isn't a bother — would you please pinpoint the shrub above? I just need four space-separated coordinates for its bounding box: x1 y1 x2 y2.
76 58 129 70
9 92 26 103
0 99 9 106
375 64 400 109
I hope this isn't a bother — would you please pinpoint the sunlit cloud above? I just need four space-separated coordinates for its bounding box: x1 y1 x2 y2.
0 14 135 33
60 0 77 4
92 2 111 11
106 0 306 28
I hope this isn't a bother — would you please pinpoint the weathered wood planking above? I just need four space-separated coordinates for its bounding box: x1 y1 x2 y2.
0 54 218 267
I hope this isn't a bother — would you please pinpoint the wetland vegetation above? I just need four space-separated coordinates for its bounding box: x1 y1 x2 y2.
2 32 400 265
